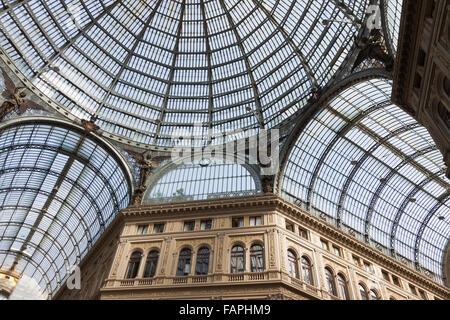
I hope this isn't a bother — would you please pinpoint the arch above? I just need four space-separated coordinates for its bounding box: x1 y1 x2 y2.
300 256 314 285
250 244 264 273
0 117 133 296
280 78 450 282
276 68 392 189
287 249 299 279
325 267 337 297
230 245 245 274
143 250 159 278
125 251 142 279
370 288 381 300
195 247 210 275
176 248 193 276
359 282 369 300
143 156 262 205
337 273 350 300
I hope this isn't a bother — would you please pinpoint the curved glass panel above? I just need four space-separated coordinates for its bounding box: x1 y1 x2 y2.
146 158 260 203
0 0 367 146
281 79 450 282
384 0 403 53
0 120 131 297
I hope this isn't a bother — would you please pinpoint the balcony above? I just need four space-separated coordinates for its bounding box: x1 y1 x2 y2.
102 271 330 299
107 272 270 288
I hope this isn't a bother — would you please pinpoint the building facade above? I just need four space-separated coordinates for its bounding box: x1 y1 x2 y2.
54 196 450 300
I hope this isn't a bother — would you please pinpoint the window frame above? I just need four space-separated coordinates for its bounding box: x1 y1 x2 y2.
143 250 159 278
232 217 244 228
183 221 195 232
250 244 265 273
153 223 165 234
230 245 245 273
287 250 299 279
176 248 192 276
249 216 262 227
195 247 210 275
125 251 142 279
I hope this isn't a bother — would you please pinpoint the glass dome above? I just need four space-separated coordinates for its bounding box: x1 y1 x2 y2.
0 0 367 146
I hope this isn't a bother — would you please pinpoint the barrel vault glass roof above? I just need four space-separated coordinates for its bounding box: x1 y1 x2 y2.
281 79 450 283
0 0 367 146
0 119 132 297
1 0 449 293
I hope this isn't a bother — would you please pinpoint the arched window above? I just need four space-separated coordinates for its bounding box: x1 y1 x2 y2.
287 250 299 278
301 256 313 285
250 244 264 272
176 249 192 276
359 283 369 300
337 274 350 300
325 268 337 296
230 245 245 273
125 251 142 279
370 289 380 300
143 250 159 278
195 247 210 275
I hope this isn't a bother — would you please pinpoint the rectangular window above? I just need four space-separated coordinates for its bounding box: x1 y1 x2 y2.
320 239 329 250
184 221 195 231
363 261 372 273
409 284 417 295
286 221 294 232
382 270 390 282
137 225 148 235
353 255 361 266
249 216 262 226
200 219 212 230
332 245 341 256
418 289 427 300
299 227 308 240
392 275 401 287
153 223 165 233
232 217 244 228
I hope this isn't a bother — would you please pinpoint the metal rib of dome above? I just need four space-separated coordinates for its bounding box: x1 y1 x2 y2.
0 0 367 147
281 78 450 283
0 117 132 297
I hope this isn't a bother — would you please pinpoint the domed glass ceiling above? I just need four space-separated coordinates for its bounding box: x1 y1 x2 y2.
0 0 367 146
281 79 450 283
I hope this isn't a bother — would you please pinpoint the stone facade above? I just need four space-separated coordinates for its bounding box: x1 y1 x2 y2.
54 195 450 300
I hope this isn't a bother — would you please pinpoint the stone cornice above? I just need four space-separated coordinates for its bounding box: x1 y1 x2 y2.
275 198 450 299
121 194 450 298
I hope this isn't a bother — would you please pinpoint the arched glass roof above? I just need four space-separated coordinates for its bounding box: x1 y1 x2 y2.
145 158 260 204
0 118 132 297
0 0 367 146
281 79 450 282
383 0 403 53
